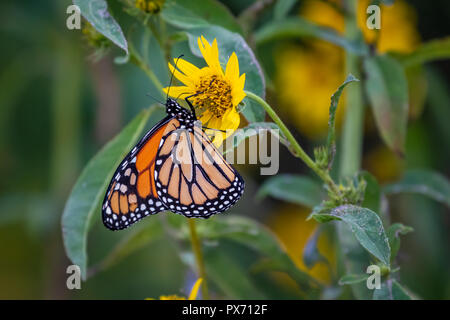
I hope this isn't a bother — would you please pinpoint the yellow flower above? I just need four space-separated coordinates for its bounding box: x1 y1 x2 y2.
267 206 335 284
147 278 203 300
363 145 404 183
135 0 164 14
275 0 420 139
163 36 246 147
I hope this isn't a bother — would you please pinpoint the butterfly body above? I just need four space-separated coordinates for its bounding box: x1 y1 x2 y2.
102 98 244 231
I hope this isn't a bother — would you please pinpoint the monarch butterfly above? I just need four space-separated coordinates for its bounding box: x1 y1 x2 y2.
101 91 245 231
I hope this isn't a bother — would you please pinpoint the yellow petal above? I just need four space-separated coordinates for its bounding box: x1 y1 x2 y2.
199 110 214 125
222 108 241 133
225 52 239 83
231 73 246 106
232 91 246 107
188 278 203 300
163 85 193 99
167 61 194 87
175 58 200 77
198 36 223 76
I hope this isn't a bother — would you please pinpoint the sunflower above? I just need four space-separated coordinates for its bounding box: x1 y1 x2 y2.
163 36 246 147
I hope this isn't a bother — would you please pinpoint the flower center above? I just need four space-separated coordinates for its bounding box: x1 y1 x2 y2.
193 75 232 118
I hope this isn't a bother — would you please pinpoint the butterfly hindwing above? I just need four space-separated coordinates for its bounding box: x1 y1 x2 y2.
154 122 245 218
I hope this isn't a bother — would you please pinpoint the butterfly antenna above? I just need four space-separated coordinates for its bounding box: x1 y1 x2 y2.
145 93 165 106
166 54 184 101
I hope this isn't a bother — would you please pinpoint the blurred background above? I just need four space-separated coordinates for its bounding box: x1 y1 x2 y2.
0 0 449 299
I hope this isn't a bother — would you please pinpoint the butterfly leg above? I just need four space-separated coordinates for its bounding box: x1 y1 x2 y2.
185 79 217 119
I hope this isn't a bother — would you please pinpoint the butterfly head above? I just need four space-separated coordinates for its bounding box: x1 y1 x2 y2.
166 98 195 123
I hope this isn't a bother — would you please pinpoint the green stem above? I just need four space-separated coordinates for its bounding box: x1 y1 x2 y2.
245 90 339 194
339 0 364 178
129 44 165 96
188 219 209 300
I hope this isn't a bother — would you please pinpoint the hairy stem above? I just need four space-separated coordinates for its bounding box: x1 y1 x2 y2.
188 219 209 300
129 44 165 96
245 90 339 194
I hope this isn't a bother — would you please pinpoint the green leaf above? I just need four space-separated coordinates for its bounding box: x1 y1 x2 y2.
397 37 450 68
364 54 409 155
387 223 413 262
204 248 266 299
326 74 359 167
201 216 321 292
311 205 391 266
186 26 266 122
257 174 324 208
167 214 321 292
360 171 381 214
62 108 153 280
161 0 242 34
373 279 413 300
254 17 368 56
303 227 327 269
74 0 128 54
274 0 297 20
223 122 288 155
384 169 450 207
90 218 163 276
338 273 369 285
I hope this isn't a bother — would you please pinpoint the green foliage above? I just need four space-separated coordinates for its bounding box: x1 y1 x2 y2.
303 227 328 269
161 0 242 34
311 205 391 267
326 74 359 168
255 17 368 55
387 223 413 263
257 174 325 208
364 54 409 155
223 122 289 155
359 172 382 215
398 37 450 68
74 0 128 54
273 0 298 21
62 108 153 279
338 273 369 285
384 169 450 207
373 280 413 300
166 214 322 296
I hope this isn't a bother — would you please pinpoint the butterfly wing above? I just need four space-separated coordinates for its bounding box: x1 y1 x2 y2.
102 117 177 230
154 123 244 218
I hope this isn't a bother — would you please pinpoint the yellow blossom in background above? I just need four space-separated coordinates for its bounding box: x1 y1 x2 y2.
275 0 421 139
135 0 165 14
363 145 404 183
267 206 335 284
147 278 203 300
356 0 420 53
163 36 246 147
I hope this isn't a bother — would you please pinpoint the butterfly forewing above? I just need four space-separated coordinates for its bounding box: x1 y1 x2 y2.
102 117 173 230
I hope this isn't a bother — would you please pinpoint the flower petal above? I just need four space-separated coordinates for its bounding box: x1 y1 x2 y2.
175 58 200 77
225 52 239 83
168 61 194 87
163 85 193 99
198 36 223 76
231 73 246 106
188 278 203 300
